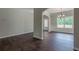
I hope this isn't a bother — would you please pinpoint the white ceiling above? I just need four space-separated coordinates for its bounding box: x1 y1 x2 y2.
45 8 73 13
20 8 73 13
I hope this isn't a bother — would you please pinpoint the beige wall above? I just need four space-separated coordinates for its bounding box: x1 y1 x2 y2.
0 8 33 38
74 8 79 50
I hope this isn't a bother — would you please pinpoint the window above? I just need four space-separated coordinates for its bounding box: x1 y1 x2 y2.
57 17 64 28
44 19 48 27
65 16 73 28
57 16 73 28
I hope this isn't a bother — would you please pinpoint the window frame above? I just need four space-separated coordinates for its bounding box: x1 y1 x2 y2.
57 16 73 29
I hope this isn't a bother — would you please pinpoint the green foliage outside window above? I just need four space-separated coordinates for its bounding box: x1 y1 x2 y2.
57 18 64 25
65 16 73 25
57 16 73 25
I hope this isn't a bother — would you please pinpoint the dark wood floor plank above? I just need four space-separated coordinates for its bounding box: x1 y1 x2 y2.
0 32 74 51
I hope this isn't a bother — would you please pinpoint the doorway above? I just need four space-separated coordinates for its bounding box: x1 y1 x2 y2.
43 15 50 39
43 15 49 31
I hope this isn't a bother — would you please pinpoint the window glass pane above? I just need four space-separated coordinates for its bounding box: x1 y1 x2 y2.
65 16 73 28
57 18 64 28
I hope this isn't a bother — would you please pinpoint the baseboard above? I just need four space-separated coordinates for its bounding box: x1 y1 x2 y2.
50 31 73 34
33 35 43 40
74 48 79 51
0 32 33 39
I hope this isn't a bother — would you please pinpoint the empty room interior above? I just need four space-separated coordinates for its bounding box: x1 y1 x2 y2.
0 8 79 51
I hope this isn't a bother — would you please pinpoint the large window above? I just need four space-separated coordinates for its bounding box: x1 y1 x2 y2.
57 16 73 28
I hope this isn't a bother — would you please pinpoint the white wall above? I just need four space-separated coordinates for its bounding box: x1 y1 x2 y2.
0 8 33 38
50 10 74 33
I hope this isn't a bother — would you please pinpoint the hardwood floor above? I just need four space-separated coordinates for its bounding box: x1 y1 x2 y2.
0 32 74 51
43 32 74 51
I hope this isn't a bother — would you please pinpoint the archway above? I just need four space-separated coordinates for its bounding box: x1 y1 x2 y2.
43 15 49 31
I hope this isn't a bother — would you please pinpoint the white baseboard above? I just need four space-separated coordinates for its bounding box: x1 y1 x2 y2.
50 31 73 34
33 35 43 40
74 48 79 51
0 32 33 39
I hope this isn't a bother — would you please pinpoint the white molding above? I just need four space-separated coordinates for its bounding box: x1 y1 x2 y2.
0 32 33 39
33 35 43 40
